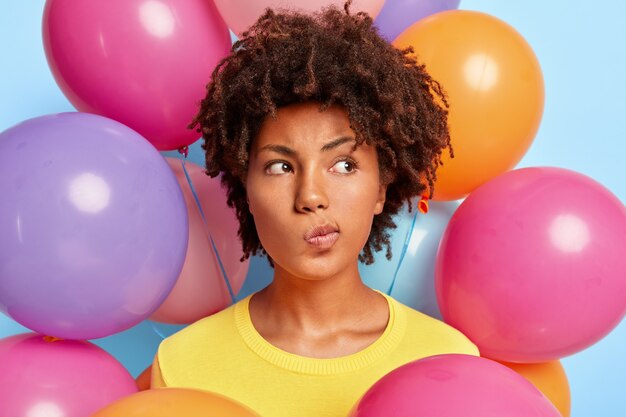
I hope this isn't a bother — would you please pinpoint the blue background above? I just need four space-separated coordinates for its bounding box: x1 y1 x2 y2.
1 1 624 416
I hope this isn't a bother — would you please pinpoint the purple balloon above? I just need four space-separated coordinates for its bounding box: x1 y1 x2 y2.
0 333 138 417
374 0 461 41
0 113 188 340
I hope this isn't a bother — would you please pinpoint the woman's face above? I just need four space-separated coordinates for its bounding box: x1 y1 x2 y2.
245 102 386 281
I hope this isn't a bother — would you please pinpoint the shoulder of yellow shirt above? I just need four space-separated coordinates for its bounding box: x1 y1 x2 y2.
396 301 480 356
151 299 479 387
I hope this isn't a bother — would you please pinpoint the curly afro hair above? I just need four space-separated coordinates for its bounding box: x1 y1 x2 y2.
190 0 452 266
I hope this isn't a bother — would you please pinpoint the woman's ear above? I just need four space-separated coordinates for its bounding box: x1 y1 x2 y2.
241 176 253 215
246 192 254 216
374 183 387 215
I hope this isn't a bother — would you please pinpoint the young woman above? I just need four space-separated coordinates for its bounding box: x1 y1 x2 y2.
151 2 478 416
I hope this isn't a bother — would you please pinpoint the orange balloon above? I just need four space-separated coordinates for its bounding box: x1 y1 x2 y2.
394 11 544 201
499 360 571 417
92 388 261 417
135 365 152 391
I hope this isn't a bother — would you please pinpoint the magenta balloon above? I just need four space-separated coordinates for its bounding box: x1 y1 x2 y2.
351 354 560 417
42 0 231 151
436 167 626 362
0 333 138 417
0 113 188 340
374 0 461 41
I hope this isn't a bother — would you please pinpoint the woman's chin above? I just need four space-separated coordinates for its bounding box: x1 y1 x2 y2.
275 256 353 283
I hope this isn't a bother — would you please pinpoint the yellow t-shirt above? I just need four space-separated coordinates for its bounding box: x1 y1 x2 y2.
152 291 479 417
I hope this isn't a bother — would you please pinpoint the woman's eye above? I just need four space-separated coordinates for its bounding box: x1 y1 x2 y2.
332 159 356 174
266 161 292 175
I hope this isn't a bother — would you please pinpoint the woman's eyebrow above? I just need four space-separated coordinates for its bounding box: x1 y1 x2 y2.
320 136 354 152
258 144 295 156
259 136 355 156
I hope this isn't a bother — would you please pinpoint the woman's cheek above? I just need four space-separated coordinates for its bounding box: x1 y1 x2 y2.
251 196 292 248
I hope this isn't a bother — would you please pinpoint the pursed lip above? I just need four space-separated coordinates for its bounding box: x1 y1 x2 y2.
304 223 340 250
303 223 339 241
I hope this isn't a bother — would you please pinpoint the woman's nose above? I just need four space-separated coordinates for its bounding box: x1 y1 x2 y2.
294 167 329 213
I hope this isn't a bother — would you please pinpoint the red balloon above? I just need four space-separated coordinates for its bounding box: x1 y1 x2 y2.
149 159 250 324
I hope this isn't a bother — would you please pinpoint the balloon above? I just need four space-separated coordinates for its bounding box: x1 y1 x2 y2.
499 360 571 417
92 387 261 417
436 167 626 362
149 158 249 324
214 0 386 36
375 0 460 41
359 199 460 319
394 11 544 201
0 333 138 417
0 300 179 378
0 113 188 340
42 0 231 151
135 365 152 391
350 354 561 417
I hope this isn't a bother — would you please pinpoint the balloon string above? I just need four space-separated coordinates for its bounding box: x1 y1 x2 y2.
386 201 420 296
151 324 168 340
179 152 236 305
149 149 236 341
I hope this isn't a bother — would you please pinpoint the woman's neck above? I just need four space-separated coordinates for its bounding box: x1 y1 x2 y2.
248 263 390 357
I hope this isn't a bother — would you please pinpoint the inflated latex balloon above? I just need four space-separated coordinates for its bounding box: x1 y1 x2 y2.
375 0 460 41
0 333 138 417
500 360 571 417
350 354 561 417
43 0 231 150
0 113 188 340
436 167 626 362
92 387 261 417
214 0 385 35
149 158 249 324
394 11 544 200
0 309 177 378
135 365 152 391
360 199 460 319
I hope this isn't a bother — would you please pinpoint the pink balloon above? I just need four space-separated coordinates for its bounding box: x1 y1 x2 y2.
215 0 386 36
149 158 250 324
0 333 138 417
436 167 626 362
43 0 231 151
351 354 560 417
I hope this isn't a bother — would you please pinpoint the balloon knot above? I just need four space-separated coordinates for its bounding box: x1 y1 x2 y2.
418 194 430 214
177 145 189 158
43 336 63 343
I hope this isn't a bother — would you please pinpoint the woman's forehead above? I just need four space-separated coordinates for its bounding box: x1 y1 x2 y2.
253 103 353 146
